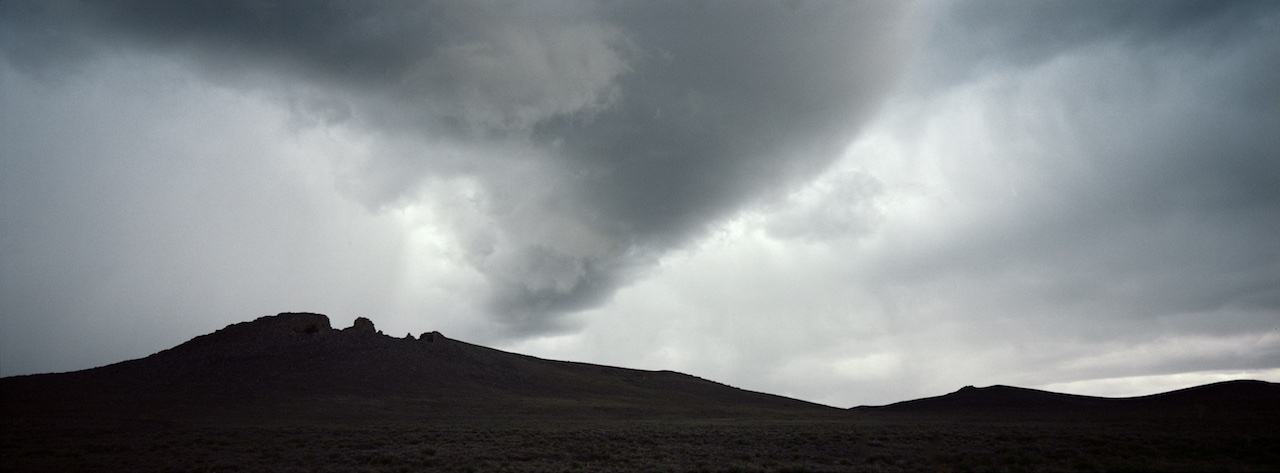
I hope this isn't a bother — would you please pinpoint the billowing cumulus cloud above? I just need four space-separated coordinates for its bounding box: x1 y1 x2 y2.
1 0 916 334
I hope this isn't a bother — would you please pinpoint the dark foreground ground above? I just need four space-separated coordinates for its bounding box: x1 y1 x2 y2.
5 408 1278 472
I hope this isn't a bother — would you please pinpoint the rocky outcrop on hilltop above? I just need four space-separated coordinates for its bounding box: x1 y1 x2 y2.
95 312 467 398
419 331 444 342
157 312 336 360
346 316 377 334
131 313 458 386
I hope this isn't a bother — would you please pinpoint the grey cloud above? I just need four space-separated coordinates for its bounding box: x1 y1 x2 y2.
0 61 411 375
765 170 886 242
915 0 1277 89
859 0 1280 380
1 1 916 334
500 2 913 326
2 1 631 139
510 1 1280 404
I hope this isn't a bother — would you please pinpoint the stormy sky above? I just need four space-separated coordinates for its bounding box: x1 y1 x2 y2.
2 0 1277 407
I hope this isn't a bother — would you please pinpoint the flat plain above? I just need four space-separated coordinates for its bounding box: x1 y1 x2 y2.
6 408 1278 472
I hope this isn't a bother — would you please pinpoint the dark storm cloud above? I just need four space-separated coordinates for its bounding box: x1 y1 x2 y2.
1 1 628 133
1 1 915 333
498 2 912 322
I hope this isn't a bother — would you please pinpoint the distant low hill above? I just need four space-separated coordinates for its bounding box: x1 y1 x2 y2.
854 380 1280 419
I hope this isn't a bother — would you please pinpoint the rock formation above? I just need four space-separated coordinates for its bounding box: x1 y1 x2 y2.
420 331 444 343
347 316 376 334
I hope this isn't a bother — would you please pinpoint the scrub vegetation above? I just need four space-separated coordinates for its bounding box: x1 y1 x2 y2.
5 413 1278 472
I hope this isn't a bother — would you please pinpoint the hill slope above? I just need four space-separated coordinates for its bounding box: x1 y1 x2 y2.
4 313 1279 472
1 313 833 423
4 312 1277 424
853 380 1280 419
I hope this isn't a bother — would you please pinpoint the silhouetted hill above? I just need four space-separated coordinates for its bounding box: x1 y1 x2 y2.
1 313 833 423
4 313 1280 472
4 312 1278 427
853 380 1280 418
1128 379 1280 409
860 384 1109 411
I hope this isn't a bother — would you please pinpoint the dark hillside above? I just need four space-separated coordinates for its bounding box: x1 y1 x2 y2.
3 313 1279 472
1 313 833 423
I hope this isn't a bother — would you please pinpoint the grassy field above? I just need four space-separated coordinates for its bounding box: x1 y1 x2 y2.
5 411 1278 472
